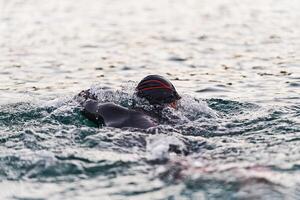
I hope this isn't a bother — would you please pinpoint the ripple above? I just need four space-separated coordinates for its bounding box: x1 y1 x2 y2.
168 56 189 62
289 82 300 87
196 87 230 93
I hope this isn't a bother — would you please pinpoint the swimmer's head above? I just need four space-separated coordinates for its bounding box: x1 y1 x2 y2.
136 75 181 107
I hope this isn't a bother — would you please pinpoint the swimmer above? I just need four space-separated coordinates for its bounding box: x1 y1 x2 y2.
77 75 181 129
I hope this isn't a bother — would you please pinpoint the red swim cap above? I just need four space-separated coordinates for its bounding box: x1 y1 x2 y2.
136 75 181 105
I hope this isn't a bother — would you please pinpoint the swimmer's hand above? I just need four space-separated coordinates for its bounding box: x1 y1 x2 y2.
76 89 97 105
78 90 90 100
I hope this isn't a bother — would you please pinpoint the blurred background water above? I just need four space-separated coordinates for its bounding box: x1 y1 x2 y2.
0 0 299 199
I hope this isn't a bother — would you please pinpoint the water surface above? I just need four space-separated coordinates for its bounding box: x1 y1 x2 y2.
0 0 300 199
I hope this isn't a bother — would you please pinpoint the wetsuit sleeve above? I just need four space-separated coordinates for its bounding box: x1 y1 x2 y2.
82 101 156 129
81 100 105 126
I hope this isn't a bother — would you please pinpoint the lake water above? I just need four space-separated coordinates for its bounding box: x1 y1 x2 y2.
0 0 299 199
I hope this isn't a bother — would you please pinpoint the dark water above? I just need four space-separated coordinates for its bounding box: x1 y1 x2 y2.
0 0 300 199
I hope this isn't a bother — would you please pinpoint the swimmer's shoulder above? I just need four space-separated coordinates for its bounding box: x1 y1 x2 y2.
83 101 156 129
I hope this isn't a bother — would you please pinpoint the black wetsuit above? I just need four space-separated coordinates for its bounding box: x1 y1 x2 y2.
77 90 157 129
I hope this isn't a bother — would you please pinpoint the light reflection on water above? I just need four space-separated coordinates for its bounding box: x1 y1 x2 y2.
0 0 300 199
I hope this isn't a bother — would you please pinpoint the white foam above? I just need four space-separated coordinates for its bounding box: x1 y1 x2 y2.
179 94 218 119
146 134 185 161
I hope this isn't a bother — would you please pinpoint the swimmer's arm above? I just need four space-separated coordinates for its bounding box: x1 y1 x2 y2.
82 101 129 127
81 100 105 126
82 100 156 129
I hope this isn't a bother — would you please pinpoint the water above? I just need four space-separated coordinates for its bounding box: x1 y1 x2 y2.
0 0 300 199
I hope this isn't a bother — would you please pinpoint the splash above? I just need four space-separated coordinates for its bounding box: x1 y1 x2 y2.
0 86 299 200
